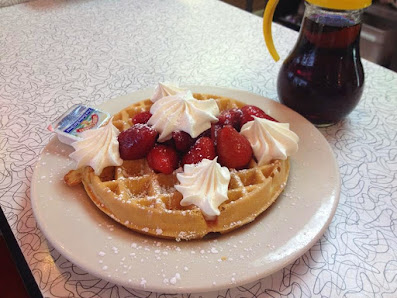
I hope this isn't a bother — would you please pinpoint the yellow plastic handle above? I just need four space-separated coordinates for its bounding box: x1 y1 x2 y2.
263 0 280 62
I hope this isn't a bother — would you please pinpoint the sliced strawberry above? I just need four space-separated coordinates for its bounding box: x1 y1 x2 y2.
118 124 158 160
181 137 216 166
172 131 195 153
147 145 179 174
240 105 277 126
217 108 243 130
217 126 252 169
132 111 152 124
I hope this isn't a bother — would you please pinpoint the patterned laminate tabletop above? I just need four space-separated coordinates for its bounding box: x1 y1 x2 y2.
0 0 396 297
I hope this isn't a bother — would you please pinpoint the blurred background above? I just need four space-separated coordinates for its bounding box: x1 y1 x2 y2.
222 0 397 72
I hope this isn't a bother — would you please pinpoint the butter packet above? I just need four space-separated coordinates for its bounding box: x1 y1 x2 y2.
48 104 110 145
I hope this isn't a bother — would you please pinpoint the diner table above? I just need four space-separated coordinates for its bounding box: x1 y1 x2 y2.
1 0 397 297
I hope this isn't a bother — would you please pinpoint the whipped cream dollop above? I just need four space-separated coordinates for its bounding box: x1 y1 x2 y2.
147 90 219 142
151 82 186 102
69 119 123 175
240 117 299 166
176 158 231 220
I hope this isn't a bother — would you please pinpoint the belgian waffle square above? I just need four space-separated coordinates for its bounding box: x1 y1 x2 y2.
64 94 290 240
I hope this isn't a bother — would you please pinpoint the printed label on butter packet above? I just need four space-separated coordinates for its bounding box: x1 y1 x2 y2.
48 104 110 145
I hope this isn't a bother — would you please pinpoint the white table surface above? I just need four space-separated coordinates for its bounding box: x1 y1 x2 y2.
1 0 396 297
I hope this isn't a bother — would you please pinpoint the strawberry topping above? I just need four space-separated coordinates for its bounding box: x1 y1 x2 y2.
217 108 243 130
210 123 222 146
118 124 158 160
182 137 216 166
217 126 252 169
147 145 179 174
172 131 195 153
132 111 152 124
118 103 273 171
240 105 277 126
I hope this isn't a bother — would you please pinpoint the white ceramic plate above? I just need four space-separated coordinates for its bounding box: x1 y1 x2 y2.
31 86 340 293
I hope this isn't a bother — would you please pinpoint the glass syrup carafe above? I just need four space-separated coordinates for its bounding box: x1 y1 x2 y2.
263 0 371 126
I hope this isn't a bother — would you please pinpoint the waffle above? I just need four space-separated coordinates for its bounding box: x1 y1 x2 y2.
64 94 290 240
